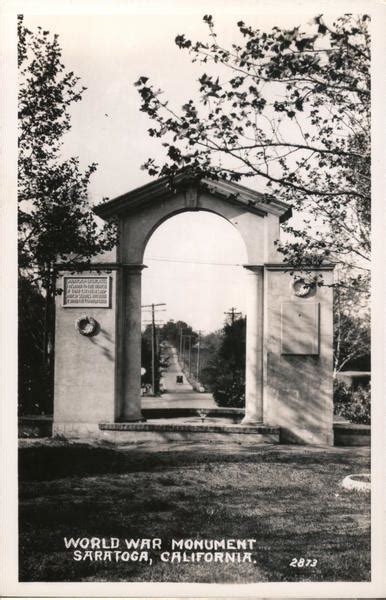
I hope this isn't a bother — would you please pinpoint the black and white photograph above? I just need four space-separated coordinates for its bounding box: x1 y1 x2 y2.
1 0 385 596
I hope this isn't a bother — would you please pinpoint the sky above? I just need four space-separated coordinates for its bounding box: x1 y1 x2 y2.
21 3 364 332
142 212 248 332
22 8 319 200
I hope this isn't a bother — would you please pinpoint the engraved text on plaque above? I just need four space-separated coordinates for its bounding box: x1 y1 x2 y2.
63 276 111 308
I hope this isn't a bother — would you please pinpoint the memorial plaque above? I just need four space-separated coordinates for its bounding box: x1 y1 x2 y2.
281 302 320 355
63 275 111 308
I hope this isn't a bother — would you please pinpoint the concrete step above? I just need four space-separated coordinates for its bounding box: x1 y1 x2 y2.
98 422 280 445
142 407 244 421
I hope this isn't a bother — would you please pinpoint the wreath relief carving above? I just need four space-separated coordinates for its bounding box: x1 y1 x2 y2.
292 278 314 298
75 315 98 337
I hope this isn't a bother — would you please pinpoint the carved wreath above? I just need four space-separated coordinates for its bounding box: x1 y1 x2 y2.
292 279 312 297
75 315 98 336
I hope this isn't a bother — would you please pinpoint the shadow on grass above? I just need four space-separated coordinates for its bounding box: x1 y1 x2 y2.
19 442 370 482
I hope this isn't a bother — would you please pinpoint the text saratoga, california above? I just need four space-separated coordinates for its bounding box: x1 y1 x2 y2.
63 537 258 564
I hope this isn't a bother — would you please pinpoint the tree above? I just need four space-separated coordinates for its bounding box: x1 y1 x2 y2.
18 278 47 415
202 316 246 407
333 273 370 376
18 16 116 412
135 14 370 292
18 16 116 285
160 320 198 358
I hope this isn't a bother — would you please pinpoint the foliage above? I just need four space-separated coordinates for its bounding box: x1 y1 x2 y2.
135 14 370 291
18 16 116 413
160 319 198 349
195 330 222 385
333 272 370 375
141 329 153 387
18 278 49 414
200 330 222 355
202 317 246 407
334 379 371 425
18 15 116 288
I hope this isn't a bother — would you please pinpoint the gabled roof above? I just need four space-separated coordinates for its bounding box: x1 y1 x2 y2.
94 171 292 223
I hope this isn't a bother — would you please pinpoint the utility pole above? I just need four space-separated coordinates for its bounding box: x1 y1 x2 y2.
181 334 185 367
224 307 242 325
141 303 166 395
188 335 192 377
196 331 201 381
179 327 183 363
151 309 156 394
181 334 192 376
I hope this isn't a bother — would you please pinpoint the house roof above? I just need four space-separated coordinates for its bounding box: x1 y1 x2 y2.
94 171 292 223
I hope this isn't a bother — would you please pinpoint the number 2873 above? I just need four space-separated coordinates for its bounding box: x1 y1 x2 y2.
290 558 318 567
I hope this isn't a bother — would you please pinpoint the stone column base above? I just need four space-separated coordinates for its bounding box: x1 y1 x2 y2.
241 416 264 426
116 415 147 423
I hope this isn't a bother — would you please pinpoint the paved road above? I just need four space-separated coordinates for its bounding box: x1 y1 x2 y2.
142 345 216 409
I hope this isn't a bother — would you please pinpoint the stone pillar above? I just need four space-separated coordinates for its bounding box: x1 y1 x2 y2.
264 265 334 445
118 264 145 421
242 265 264 424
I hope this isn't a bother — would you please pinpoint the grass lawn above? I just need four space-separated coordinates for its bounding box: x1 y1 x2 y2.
18 439 370 583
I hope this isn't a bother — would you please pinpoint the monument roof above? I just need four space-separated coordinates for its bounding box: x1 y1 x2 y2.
94 171 292 223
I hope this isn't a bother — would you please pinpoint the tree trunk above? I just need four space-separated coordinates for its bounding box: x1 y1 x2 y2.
43 266 56 414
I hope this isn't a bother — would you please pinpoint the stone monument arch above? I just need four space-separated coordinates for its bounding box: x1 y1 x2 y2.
53 172 334 444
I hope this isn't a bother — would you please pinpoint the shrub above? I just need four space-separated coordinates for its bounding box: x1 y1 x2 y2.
334 379 371 425
211 367 245 408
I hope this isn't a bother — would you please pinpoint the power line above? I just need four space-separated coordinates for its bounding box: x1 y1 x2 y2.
146 256 243 267
142 321 165 324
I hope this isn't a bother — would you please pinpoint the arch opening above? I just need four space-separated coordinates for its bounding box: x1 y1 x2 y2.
140 206 248 263
139 210 249 419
